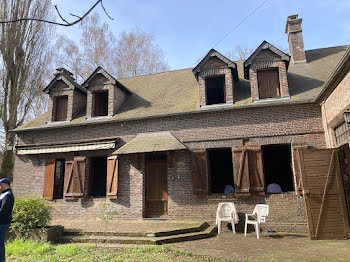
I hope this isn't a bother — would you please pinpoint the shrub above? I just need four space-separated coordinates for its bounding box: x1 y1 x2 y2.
11 197 52 235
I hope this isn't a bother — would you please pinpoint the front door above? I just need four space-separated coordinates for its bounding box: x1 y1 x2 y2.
145 153 168 218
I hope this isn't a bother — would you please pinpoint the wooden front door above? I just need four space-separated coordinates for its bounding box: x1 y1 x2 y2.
145 153 168 218
298 148 350 239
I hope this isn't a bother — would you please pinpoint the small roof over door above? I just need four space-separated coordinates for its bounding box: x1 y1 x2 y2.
113 132 187 155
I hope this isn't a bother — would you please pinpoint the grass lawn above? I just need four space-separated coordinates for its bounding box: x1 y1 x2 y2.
6 239 227 262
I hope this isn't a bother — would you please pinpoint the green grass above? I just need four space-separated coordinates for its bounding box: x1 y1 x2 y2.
6 239 224 262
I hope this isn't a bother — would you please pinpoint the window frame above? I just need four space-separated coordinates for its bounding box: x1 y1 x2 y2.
334 121 350 146
205 75 226 105
93 90 109 117
54 95 68 121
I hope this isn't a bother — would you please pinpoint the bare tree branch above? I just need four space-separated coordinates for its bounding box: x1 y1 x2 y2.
0 0 113 27
101 0 114 20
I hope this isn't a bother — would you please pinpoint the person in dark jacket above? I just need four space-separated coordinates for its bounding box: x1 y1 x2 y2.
0 178 14 262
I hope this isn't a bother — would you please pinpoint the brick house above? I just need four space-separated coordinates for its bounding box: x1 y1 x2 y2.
11 15 350 232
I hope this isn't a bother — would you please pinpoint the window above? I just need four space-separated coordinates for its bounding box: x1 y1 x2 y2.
55 96 68 121
262 144 293 193
257 68 280 99
208 148 234 194
205 76 225 105
53 159 65 199
334 122 350 146
94 91 108 116
90 156 107 197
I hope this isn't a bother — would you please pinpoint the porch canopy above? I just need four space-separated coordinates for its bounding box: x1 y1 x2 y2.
16 140 116 155
112 132 186 155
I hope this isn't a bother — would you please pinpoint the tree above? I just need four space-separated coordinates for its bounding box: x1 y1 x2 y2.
55 13 169 81
114 28 169 78
226 45 254 61
0 0 54 179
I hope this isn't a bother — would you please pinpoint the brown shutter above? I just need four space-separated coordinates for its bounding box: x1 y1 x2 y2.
248 148 265 194
55 96 68 121
232 149 250 195
258 70 269 99
291 143 308 195
258 69 280 99
43 159 55 200
106 156 119 199
64 156 86 198
192 151 207 198
269 69 280 97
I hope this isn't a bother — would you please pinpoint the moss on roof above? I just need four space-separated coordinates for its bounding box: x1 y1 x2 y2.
15 45 349 132
113 131 187 154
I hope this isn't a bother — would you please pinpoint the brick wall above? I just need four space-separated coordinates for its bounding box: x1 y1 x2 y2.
249 49 290 101
17 103 325 148
321 71 350 147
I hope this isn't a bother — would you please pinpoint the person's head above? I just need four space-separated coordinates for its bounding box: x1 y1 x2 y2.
0 178 10 191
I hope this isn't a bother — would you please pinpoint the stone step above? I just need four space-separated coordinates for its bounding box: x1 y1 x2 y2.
63 222 210 238
58 225 217 245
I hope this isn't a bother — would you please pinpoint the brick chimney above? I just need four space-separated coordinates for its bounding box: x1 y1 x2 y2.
285 15 306 64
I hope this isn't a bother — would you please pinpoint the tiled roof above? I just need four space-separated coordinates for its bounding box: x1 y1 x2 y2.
14 45 349 131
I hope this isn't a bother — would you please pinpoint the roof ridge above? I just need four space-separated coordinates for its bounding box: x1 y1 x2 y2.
117 68 194 81
305 44 350 52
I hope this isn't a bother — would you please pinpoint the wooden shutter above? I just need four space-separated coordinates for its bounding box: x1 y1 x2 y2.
291 143 308 195
248 148 265 194
232 149 250 195
258 69 280 99
43 159 55 200
64 156 86 198
192 151 207 198
269 69 280 97
106 156 119 199
55 96 68 121
299 149 350 239
258 70 269 99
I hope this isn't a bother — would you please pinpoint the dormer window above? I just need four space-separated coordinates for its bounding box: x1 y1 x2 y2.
83 67 131 119
192 49 238 107
93 91 108 117
206 76 225 105
44 68 87 123
55 96 68 121
244 41 290 102
257 68 280 99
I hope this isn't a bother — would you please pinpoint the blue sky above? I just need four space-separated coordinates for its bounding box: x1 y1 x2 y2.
52 0 350 70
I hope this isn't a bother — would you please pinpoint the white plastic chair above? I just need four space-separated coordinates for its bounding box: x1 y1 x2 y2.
244 204 269 239
215 202 239 234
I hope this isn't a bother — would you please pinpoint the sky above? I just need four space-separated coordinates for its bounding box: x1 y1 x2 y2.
51 0 350 71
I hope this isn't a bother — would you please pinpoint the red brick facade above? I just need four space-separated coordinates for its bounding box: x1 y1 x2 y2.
13 102 324 232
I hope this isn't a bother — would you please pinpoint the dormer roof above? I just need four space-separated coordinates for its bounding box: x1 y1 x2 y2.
243 41 290 79
192 49 238 80
82 66 132 95
43 68 86 95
